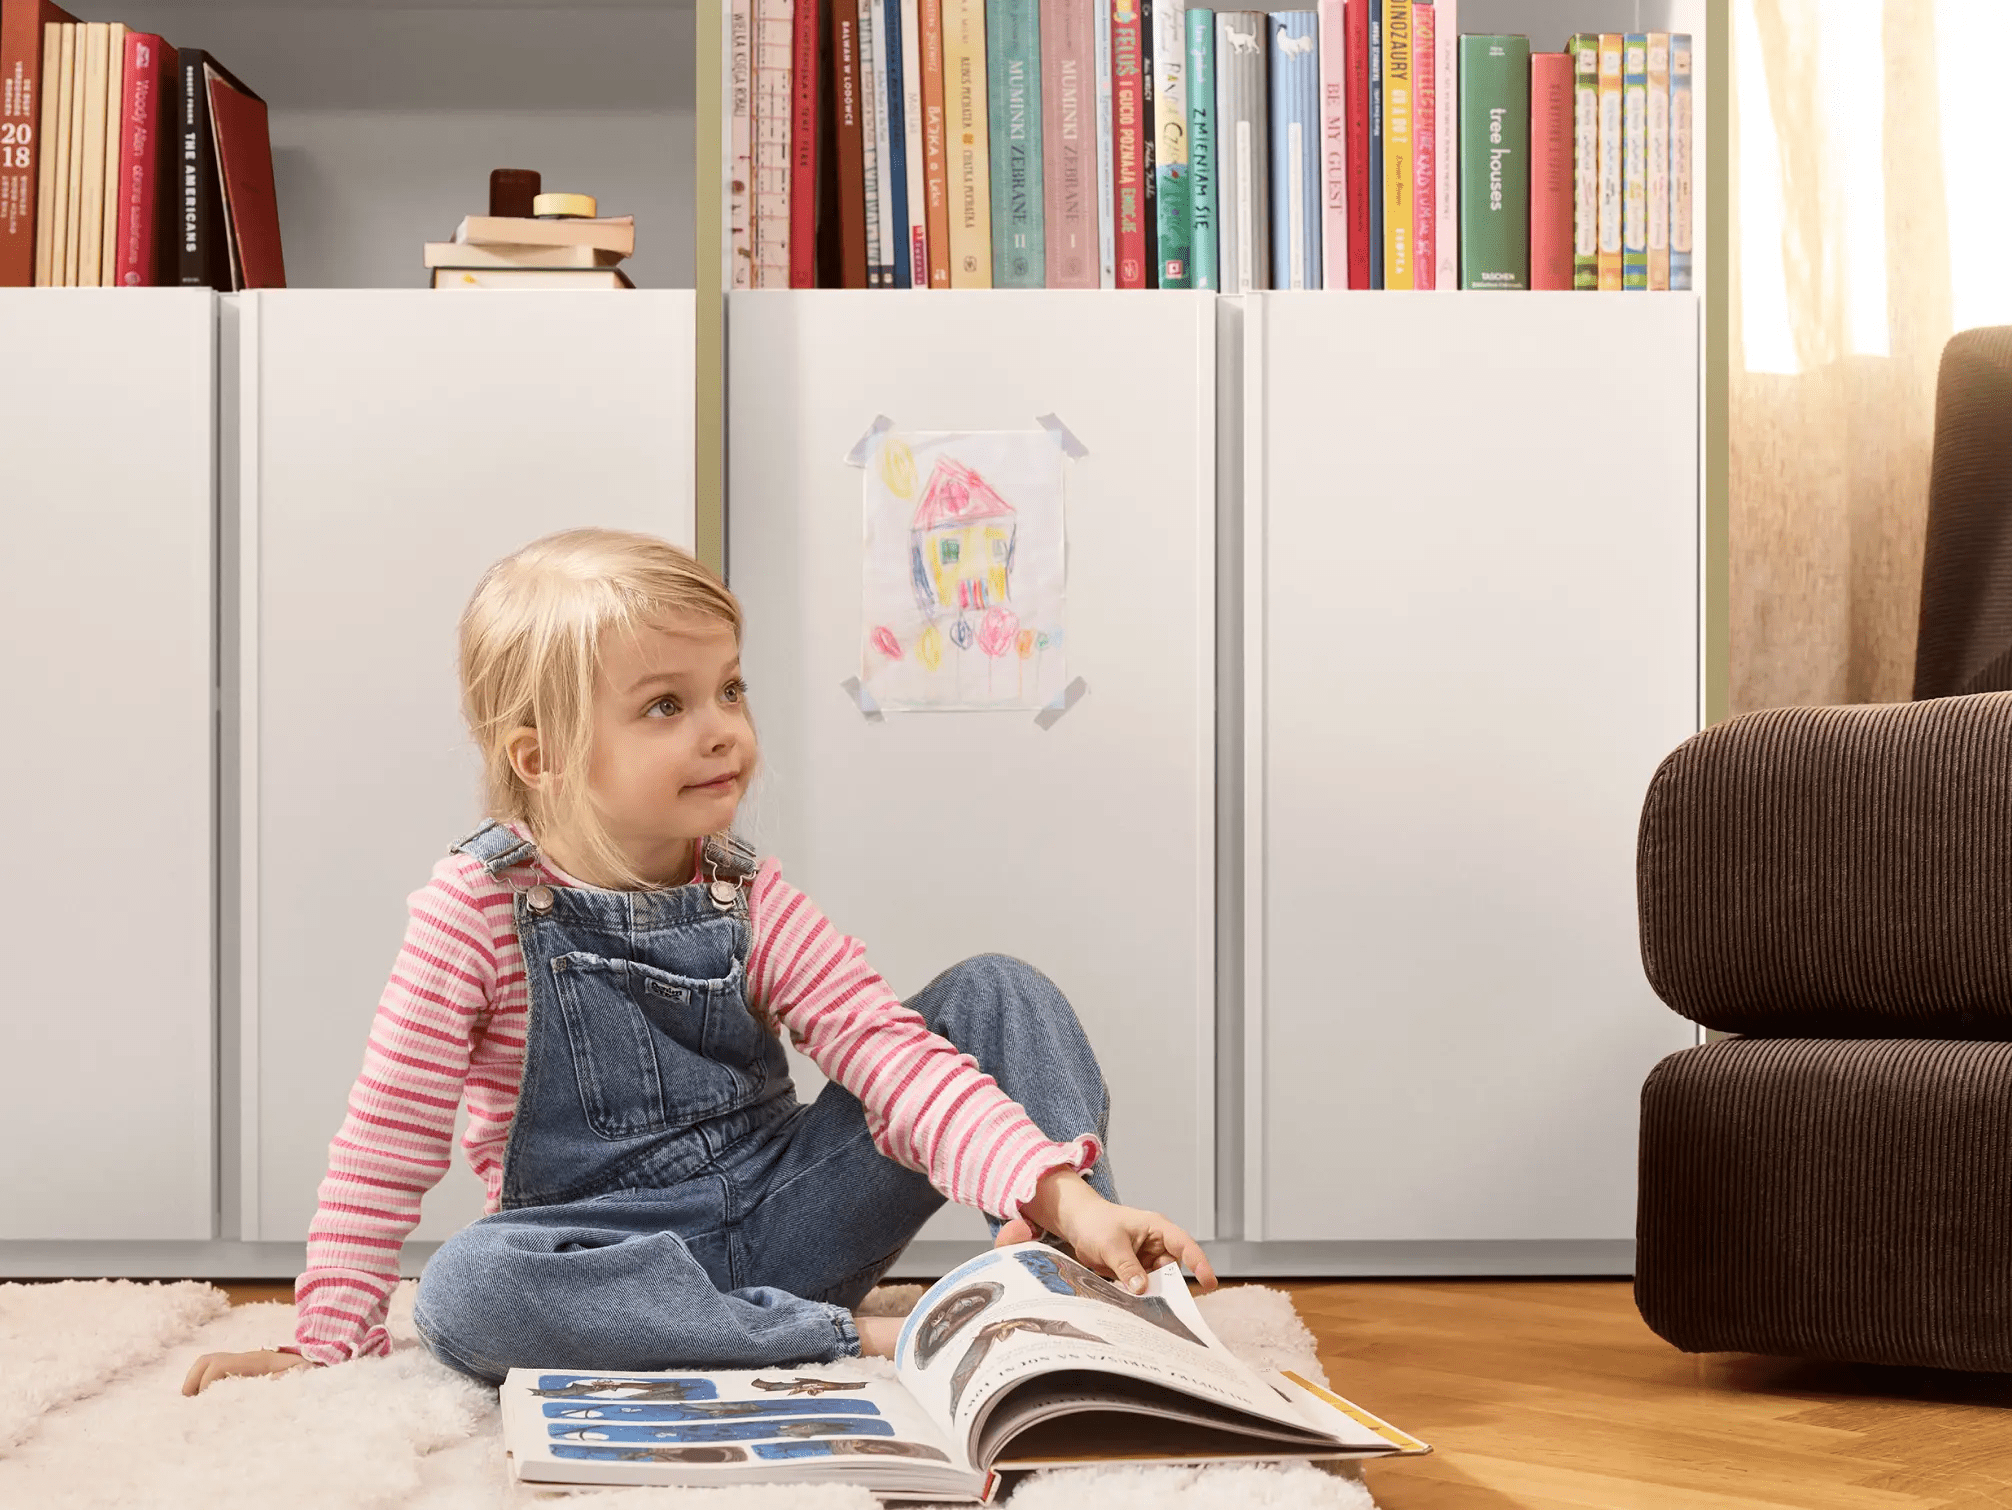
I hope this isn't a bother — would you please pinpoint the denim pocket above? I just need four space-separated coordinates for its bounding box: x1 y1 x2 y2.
548 953 762 1140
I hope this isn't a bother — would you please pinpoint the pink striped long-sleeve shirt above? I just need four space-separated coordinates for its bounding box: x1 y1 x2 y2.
293 829 1098 1364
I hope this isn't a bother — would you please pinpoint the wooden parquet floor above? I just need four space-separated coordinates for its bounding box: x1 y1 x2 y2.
219 1278 2012 1508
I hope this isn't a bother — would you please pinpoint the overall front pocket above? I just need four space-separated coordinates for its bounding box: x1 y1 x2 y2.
548 953 762 1140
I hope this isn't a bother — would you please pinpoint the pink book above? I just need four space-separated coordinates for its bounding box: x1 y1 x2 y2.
1412 2 1434 288
113 31 169 285
1040 0 1097 286
1530 50 1575 289
1317 0 1347 289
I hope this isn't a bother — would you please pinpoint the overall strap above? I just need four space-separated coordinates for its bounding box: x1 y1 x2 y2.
449 817 541 878
701 832 761 886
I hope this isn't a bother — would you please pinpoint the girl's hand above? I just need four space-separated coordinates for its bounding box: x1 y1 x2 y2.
1006 1168 1219 1295
181 1348 313 1396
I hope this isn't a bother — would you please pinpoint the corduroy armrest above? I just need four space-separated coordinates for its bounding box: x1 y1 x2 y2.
1637 692 2012 1037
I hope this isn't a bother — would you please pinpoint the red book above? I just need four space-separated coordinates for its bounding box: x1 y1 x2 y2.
207 68 285 288
920 0 950 286
788 0 819 285
1111 0 1145 288
114 32 171 286
830 7 868 287
1343 0 1371 288
1412 2 1434 289
0 0 77 286
1529 51 1574 289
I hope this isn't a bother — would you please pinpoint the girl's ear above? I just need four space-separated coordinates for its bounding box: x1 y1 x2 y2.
504 727 545 789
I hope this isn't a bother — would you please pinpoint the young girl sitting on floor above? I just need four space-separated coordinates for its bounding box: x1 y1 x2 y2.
184 527 1212 1394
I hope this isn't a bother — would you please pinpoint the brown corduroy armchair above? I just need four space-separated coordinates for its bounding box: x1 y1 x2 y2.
1633 693 2012 1372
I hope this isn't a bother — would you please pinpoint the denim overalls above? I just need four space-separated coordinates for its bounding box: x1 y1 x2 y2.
411 819 1116 1385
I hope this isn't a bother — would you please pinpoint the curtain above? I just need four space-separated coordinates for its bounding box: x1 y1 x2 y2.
1731 0 1955 713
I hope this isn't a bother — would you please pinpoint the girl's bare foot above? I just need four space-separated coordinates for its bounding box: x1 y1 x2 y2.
853 1313 904 1358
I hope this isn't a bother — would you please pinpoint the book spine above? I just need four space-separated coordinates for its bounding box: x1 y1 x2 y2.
1596 33 1621 290
986 0 1043 285
789 0 820 285
864 0 895 286
32 23 60 284
1622 33 1645 289
96 21 121 284
48 24 72 284
1412 0 1433 289
0 0 66 286
1187 7 1216 289
1269 11 1318 289
1367 0 1381 286
1457 33 1527 289
1112 0 1146 287
1529 51 1571 289
1433 0 1456 288
921 0 953 285
1317 0 1346 289
1380 0 1410 288
1154 0 1191 286
1093 0 1117 285
833 8 871 287
1646 31 1669 290
1140 0 1157 283
1214 10 1267 293
1568 33 1597 289
943 0 993 284
1345 0 1368 286
754 0 793 287
729 0 754 288
114 31 161 286
902 0 928 285
882 0 910 285
75 22 103 287
1671 34 1692 290
64 20 84 284
1041 0 1096 286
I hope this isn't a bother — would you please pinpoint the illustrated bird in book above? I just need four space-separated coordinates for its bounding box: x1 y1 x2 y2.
532 1378 712 1402
948 1317 1106 1415
750 1377 871 1396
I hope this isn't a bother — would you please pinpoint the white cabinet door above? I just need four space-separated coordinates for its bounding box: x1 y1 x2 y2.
727 291 1217 1244
1246 293 1699 1245
0 290 216 1240
233 291 696 1244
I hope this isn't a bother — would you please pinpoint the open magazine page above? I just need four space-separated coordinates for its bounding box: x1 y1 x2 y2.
893 1243 1329 1458
500 1361 979 1495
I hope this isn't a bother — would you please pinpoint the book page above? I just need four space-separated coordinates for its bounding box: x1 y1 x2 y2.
894 1243 1330 1455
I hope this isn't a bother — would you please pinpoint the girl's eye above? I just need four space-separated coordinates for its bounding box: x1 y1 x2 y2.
646 696 681 718
723 679 749 705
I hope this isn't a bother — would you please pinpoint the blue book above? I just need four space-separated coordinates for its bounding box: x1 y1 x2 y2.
883 0 911 287
987 0 1047 286
1267 11 1320 287
1187 7 1218 289
1368 0 1383 286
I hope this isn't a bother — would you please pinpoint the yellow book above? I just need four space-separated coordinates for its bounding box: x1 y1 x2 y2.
75 21 106 288
1382 0 1414 288
98 22 125 286
32 22 60 285
941 0 993 287
1596 32 1622 291
52 23 75 284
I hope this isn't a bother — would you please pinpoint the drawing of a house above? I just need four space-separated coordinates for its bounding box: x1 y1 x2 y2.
909 458 1017 614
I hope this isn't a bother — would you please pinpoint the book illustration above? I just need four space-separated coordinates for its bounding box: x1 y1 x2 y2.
754 1439 954 1462
545 1398 882 1422
860 429 1068 713
1013 1246 1203 1347
752 1376 871 1395
1221 22 1260 54
553 1444 747 1465
551 1418 897 1444
534 1374 718 1401
914 1281 1007 1366
949 1316 1107 1414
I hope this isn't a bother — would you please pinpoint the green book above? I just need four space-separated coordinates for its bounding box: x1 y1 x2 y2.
1568 33 1599 290
987 0 1046 286
1187 7 1217 289
1458 34 1530 290
1155 0 1193 286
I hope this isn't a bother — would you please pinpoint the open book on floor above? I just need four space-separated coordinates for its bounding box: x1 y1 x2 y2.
500 1240 1429 1503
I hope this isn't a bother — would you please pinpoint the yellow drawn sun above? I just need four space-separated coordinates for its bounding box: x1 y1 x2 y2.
879 436 917 500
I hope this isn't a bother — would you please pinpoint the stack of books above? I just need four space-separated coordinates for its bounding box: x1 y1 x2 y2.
0 2 281 288
736 0 1692 293
426 206 637 290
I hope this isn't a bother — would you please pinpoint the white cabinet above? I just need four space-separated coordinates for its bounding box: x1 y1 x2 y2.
727 291 1218 1246
1240 293 1699 1248
0 290 216 1240
229 291 697 1244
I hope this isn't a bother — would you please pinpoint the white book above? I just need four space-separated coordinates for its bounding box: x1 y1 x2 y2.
901 0 928 286
728 0 755 289
1433 0 1457 289
858 0 885 284
1154 0 1187 285
500 1245 1427 1503
753 0 794 287
1093 0 1117 287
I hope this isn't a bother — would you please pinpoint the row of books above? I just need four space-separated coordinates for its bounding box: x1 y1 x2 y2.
0 1 283 288
729 0 1692 292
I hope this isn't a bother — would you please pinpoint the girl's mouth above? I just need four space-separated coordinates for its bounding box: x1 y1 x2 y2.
687 772 739 793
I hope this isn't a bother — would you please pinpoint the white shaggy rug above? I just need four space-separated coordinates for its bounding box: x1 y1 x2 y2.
0 1277 1377 1509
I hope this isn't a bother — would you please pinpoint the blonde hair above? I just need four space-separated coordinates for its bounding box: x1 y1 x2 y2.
458 528 745 891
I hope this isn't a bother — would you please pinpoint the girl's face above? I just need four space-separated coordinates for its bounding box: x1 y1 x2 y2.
572 611 755 885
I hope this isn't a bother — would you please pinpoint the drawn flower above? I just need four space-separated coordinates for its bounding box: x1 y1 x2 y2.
1016 628 1036 661
917 625 944 671
949 619 975 651
976 607 1020 658
870 626 903 661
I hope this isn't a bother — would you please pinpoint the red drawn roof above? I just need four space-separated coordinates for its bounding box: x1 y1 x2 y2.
911 458 1016 530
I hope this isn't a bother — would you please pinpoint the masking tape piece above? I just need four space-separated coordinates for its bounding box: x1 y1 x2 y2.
1034 413 1089 459
844 415 896 467
1033 677 1089 729
840 677 886 722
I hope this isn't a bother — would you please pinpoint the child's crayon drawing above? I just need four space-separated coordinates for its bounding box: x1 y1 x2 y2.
861 430 1069 712
550 1418 896 1445
753 1438 953 1462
